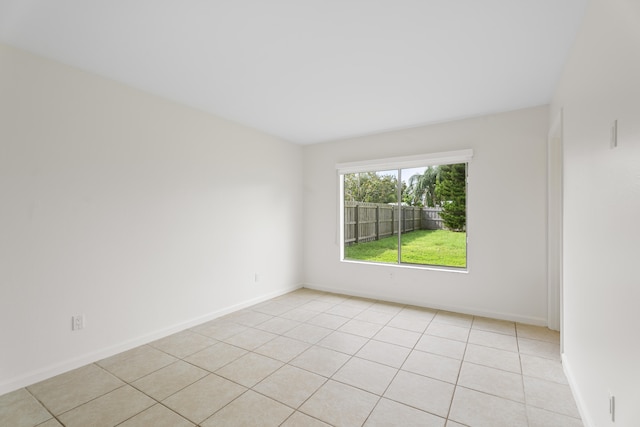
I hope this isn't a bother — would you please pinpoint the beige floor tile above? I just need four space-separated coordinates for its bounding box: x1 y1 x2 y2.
300 300 337 312
218 310 245 322
425 322 470 342
402 350 461 384
162 374 246 424
300 380 378 427
279 308 319 322
58 385 154 427
433 311 474 328
516 323 560 343
521 354 568 384
98 345 177 382
340 297 376 309
333 357 397 395
118 404 194 427
386 314 431 333
150 330 216 358
229 310 273 327
464 343 521 374
35 419 62 427
201 390 293 427
384 370 454 417
356 339 411 368
457 362 524 402
518 337 561 360
472 317 516 336
95 345 149 366
254 316 301 334
251 301 294 316
414 334 467 359
284 323 333 344
254 336 311 362
325 304 365 318
468 329 518 352
523 376 581 418
338 319 384 338
131 360 207 400
290 346 351 377
398 306 437 319
373 326 421 348
183 341 247 372
354 309 396 325
364 398 446 427
272 293 311 307
190 320 247 340
527 405 583 427
318 331 368 355
290 288 325 297
223 327 278 350
281 411 331 427
307 313 350 329
369 301 405 314
445 421 466 427
449 386 527 427
215 352 283 387
28 364 124 415
315 293 351 304
254 365 326 408
0 388 52 427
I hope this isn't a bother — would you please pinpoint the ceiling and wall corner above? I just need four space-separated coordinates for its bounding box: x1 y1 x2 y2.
0 0 588 144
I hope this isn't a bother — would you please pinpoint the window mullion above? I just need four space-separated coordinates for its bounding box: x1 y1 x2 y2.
397 168 402 264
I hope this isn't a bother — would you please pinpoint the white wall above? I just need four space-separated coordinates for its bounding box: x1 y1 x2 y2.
303 106 549 324
0 44 303 394
550 1 640 425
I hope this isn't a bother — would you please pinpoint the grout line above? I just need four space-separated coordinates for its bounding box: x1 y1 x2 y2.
516 325 532 427
24 387 60 427
443 314 470 423
14 290 571 427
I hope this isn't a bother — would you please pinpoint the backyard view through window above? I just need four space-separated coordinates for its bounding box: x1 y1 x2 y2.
343 162 467 268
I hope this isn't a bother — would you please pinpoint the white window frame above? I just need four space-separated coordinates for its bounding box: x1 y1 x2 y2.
336 149 473 271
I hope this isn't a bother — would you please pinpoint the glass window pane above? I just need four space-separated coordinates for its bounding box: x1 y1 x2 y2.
343 170 398 264
399 164 467 268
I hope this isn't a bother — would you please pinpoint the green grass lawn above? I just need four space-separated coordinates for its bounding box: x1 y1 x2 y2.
345 229 466 268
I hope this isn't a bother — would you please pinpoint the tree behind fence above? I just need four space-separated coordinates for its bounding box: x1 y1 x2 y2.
344 202 444 245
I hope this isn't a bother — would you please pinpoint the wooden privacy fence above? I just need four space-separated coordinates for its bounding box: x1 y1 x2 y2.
422 207 445 230
344 202 444 245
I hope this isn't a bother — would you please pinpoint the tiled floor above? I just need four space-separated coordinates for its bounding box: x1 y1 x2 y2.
1 288 583 427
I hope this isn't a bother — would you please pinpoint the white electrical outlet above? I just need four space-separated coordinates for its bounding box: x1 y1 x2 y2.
72 314 85 331
254 273 259 282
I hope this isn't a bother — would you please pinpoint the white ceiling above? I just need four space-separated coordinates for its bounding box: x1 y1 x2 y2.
0 0 588 144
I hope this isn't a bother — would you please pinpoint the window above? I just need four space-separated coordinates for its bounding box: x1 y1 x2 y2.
337 150 472 270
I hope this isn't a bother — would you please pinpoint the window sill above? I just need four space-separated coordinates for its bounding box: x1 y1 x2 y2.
340 259 469 274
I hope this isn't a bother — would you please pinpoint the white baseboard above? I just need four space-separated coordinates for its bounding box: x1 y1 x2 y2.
0 284 301 396
303 283 547 326
562 353 593 427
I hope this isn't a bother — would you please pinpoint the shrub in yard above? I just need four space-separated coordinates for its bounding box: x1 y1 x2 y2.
437 164 466 231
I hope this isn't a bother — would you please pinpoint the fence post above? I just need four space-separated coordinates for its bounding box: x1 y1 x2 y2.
355 203 360 243
376 205 380 240
391 205 395 236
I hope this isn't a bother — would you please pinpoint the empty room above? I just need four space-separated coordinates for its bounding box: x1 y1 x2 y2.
1 1 638 426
